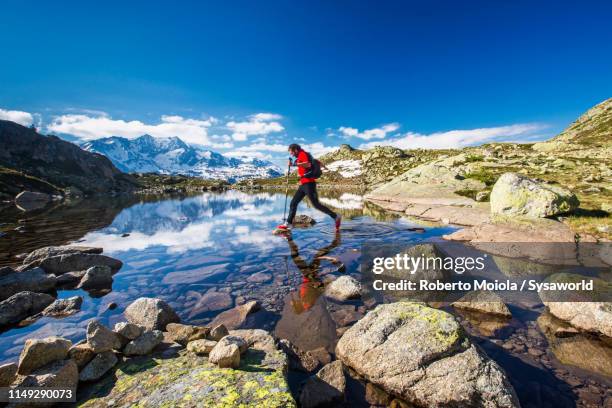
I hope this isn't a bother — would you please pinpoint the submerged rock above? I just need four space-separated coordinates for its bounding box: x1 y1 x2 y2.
38 253 122 275
452 291 512 317
0 291 55 327
0 267 56 301
300 361 346 408
188 290 232 317
23 245 103 267
540 273 611 338
124 297 180 330
210 300 260 330
42 296 83 317
324 276 361 301
490 172 579 218
537 312 612 377
335 302 520 407
18 336 72 375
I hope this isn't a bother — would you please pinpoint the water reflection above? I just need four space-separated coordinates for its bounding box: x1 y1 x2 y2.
275 233 341 352
1 190 451 363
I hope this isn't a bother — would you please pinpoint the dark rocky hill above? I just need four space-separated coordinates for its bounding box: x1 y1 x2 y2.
0 120 137 196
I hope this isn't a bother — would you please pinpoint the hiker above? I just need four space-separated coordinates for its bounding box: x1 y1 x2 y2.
277 144 341 232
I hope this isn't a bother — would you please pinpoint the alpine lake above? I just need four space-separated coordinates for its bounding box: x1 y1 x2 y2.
0 189 610 407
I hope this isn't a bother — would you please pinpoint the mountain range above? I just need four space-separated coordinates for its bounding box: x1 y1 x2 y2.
82 135 282 182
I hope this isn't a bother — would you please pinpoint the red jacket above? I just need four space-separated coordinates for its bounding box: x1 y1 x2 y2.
295 150 316 184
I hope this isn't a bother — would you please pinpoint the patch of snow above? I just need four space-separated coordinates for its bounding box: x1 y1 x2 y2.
326 159 362 178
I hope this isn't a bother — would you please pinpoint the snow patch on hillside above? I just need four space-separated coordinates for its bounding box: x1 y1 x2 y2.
326 159 362 178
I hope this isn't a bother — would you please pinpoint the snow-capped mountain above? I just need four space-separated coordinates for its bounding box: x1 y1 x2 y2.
81 135 282 182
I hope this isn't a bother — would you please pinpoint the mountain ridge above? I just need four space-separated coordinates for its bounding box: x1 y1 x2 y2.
82 135 282 182
0 120 137 196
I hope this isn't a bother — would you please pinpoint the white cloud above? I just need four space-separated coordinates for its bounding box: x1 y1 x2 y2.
339 123 400 140
0 108 34 126
226 112 284 141
250 112 282 121
47 113 216 145
360 123 547 150
225 140 335 162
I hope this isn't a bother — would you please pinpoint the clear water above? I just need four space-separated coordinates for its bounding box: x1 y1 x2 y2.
0 190 452 362
1 190 610 407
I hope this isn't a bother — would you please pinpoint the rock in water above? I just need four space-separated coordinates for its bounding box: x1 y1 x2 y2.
452 291 512 317
124 297 180 330
324 276 361 301
123 330 163 356
42 296 83 317
114 322 144 340
293 214 316 228
22 245 103 267
0 267 56 301
38 253 122 275
18 336 72 375
300 361 346 408
490 172 579 218
14 191 50 211
78 265 113 289
335 302 520 408
544 301 611 338
0 362 17 387
0 291 55 327
209 300 260 330
165 323 209 345
87 320 122 353
79 351 118 382
539 273 611 337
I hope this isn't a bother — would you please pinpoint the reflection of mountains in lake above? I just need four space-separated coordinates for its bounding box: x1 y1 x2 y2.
106 192 275 235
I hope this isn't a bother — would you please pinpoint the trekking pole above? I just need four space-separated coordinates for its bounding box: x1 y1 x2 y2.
281 163 291 223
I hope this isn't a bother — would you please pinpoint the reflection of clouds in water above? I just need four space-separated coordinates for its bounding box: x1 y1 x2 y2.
80 191 284 255
319 193 363 210
82 220 216 254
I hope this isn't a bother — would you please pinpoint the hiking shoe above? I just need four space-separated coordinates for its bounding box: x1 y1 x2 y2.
335 215 342 230
276 223 292 231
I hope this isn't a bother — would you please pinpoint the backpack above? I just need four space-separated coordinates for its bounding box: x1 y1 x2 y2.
302 151 323 179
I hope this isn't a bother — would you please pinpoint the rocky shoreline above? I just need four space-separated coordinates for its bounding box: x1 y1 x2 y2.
0 242 610 406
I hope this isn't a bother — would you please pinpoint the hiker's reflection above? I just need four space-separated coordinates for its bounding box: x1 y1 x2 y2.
285 232 341 314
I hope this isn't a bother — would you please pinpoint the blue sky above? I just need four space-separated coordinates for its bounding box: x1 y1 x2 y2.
1 0 611 162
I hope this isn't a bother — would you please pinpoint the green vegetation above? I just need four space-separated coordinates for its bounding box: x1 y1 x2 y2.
463 169 498 186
